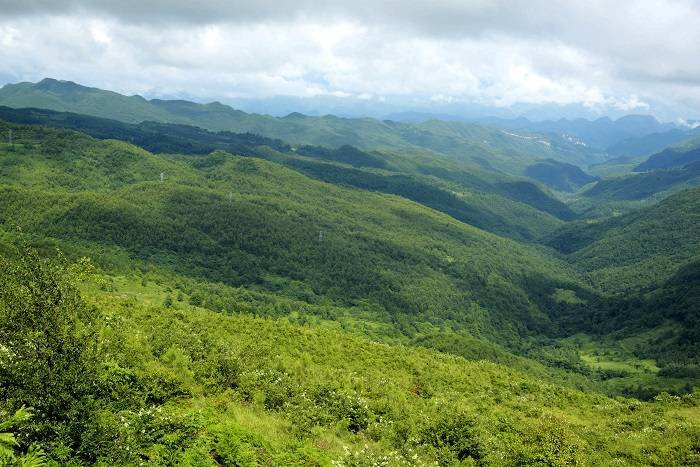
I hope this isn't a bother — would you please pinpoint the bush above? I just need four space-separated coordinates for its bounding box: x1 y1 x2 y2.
421 410 482 464
211 423 259 466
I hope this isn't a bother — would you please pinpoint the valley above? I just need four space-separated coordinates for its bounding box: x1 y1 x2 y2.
0 80 698 465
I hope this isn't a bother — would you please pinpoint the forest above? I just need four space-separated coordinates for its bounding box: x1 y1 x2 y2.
0 89 698 465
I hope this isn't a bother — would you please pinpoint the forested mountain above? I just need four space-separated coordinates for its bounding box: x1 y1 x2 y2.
0 78 175 123
588 154 649 178
583 132 700 180
0 120 588 349
5 0 700 460
581 161 700 202
524 158 599 192
0 98 699 465
0 79 602 175
0 113 697 376
635 136 700 172
547 187 700 293
0 106 573 238
607 129 698 159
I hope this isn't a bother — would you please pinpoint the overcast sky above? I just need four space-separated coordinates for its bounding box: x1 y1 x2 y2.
1 0 699 120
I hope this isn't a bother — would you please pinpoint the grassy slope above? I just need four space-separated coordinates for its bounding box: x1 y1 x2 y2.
77 273 700 466
1 250 698 465
588 155 649 178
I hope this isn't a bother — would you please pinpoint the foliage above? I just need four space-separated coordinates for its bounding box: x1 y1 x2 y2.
0 407 45 466
0 111 567 241
0 121 591 353
547 187 700 293
525 158 599 192
0 250 696 464
0 96 698 464
0 246 100 458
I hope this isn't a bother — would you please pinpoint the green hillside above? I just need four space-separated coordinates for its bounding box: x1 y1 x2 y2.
581 162 700 202
524 158 599 192
2 116 698 385
2 113 698 398
607 129 695 159
588 155 648 178
0 120 589 351
547 187 700 293
1 249 697 465
635 136 700 172
0 79 174 123
579 136 700 210
0 93 699 465
0 107 572 238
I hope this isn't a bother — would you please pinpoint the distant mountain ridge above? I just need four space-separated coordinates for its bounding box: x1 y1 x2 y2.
634 136 700 172
0 78 605 175
606 129 697 158
3 79 693 161
477 114 683 149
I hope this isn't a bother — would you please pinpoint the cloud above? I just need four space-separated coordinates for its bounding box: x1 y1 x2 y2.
0 0 699 119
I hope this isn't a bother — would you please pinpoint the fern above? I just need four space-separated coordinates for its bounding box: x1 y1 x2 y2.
0 407 44 466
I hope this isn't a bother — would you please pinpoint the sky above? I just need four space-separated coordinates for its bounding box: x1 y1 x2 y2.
0 0 699 121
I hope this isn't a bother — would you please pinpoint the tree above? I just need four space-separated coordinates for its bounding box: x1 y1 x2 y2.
0 247 99 457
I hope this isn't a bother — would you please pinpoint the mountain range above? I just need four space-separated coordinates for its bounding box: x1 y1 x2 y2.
0 78 699 465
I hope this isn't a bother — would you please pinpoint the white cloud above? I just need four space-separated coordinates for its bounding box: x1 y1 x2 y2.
0 1 699 119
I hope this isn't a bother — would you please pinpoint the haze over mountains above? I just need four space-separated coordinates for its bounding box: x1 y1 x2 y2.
3 78 700 201
2 78 697 153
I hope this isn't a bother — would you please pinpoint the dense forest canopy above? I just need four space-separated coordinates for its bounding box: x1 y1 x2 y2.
0 85 698 465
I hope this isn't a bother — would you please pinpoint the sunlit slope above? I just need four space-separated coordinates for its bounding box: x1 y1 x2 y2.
0 122 590 348
0 108 573 239
88 278 700 466
1 251 697 465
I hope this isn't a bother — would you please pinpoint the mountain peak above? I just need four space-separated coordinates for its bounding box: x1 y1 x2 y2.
616 114 659 124
36 77 84 91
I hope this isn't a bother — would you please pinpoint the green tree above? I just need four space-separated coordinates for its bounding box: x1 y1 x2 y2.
0 248 99 459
